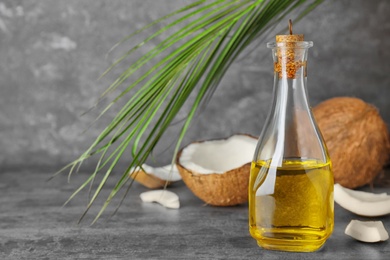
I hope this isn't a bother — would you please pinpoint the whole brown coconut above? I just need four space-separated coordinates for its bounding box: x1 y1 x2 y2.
313 97 390 188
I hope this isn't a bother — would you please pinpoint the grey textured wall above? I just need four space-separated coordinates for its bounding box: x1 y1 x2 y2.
0 0 389 171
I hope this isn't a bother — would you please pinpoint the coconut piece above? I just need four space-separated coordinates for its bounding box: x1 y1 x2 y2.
313 97 390 188
345 220 389 243
129 164 181 189
129 169 166 189
334 183 390 216
139 190 180 209
176 134 257 206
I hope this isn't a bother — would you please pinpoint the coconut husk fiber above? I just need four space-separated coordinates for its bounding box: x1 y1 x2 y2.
313 97 390 188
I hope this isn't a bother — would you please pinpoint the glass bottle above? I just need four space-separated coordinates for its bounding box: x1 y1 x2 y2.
248 36 334 252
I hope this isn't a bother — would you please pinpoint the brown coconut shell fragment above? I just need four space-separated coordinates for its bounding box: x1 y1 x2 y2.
129 170 167 189
313 97 390 188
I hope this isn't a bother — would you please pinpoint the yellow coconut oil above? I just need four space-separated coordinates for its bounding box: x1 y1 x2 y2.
249 158 334 252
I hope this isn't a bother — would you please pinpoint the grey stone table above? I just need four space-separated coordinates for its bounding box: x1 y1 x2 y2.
1 169 389 260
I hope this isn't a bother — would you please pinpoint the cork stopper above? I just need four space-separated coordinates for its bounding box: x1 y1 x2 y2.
276 19 304 43
276 34 304 43
274 20 306 79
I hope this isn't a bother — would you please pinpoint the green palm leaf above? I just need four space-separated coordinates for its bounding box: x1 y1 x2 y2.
60 0 323 223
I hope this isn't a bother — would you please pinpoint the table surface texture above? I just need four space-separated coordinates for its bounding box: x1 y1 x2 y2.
1 168 389 260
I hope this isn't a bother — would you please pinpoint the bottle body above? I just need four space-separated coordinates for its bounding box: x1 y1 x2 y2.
249 41 334 252
249 158 333 252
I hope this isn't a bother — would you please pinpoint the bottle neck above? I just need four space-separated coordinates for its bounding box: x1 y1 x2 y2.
272 66 310 114
271 45 311 112
266 46 323 166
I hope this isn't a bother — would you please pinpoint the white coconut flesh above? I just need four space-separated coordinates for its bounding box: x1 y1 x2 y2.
131 164 181 181
142 164 181 181
334 183 390 217
345 220 389 243
140 190 180 209
179 135 257 174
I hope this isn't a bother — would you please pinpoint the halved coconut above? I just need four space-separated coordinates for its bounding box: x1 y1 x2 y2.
129 164 181 189
176 134 257 206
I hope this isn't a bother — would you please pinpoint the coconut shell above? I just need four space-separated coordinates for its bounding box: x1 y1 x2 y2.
313 97 390 188
176 134 257 206
129 170 168 189
176 152 250 206
177 153 250 206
